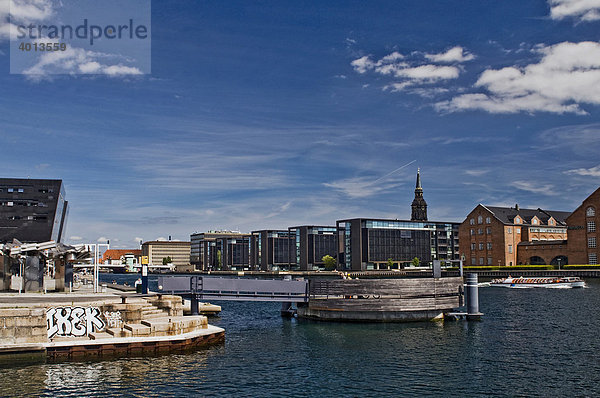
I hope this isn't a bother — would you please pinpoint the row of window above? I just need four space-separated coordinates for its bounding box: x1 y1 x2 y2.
590 237 597 249
587 207 596 217
470 227 493 235
470 242 493 250
590 253 598 265
471 257 494 265
506 227 521 234
588 221 596 233
6 215 48 221
469 216 492 225
0 201 47 207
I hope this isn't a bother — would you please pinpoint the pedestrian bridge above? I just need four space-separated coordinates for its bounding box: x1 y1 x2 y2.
157 275 309 303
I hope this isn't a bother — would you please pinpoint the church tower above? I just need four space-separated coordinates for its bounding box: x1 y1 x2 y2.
411 168 428 221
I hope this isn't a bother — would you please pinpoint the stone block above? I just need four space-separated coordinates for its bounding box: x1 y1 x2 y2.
124 323 151 336
0 308 31 317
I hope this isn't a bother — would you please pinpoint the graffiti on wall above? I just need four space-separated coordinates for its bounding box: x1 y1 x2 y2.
46 307 106 339
104 311 123 328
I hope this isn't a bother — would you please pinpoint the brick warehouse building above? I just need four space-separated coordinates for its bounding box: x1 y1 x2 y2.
565 187 600 265
459 204 570 266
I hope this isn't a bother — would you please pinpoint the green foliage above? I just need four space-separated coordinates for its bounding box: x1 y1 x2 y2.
322 255 336 270
162 256 172 265
464 265 553 270
217 250 222 268
387 258 394 268
563 264 600 269
411 257 420 267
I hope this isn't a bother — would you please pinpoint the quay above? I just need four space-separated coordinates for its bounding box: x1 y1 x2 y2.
0 285 224 364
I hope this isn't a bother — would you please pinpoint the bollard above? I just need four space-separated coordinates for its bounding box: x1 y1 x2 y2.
465 273 483 320
281 302 294 317
190 295 199 315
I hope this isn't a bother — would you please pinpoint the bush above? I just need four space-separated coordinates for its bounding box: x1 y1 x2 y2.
322 255 336 270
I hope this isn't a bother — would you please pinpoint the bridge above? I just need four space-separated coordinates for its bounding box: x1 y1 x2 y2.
158 275 309 315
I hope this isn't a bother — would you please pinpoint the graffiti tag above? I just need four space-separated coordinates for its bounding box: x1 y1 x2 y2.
46 307 106 339
104 311 122 328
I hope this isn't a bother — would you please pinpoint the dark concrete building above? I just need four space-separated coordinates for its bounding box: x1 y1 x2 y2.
336 218 460 270
190 231 249 271
288 225 338 270
0 178 68 243
251 230 294 271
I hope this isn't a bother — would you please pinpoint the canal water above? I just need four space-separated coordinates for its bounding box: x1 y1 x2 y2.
1 275 599 397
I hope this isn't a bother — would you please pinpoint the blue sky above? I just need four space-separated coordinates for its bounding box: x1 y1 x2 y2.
1 0 600 248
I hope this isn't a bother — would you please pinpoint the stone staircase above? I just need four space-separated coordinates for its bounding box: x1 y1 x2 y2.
89 295 206 340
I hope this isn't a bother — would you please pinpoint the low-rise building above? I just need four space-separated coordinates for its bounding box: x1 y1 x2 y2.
459 204 570 266
288 225 338 270
102 249 141 266
190 231 249 271
141 240 191 270
250 230 294 271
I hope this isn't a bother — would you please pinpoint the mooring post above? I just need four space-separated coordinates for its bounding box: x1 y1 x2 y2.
281 275 295 317
191 276 199 315
465 273 483 320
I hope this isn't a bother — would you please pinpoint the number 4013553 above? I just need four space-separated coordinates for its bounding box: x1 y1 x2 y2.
18 42 67 51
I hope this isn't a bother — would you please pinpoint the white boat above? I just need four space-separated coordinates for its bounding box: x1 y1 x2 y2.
490 276 585 288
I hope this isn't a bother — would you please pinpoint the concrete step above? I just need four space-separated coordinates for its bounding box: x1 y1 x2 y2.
106 328 132 338
123 323 152 336
89 332 113 340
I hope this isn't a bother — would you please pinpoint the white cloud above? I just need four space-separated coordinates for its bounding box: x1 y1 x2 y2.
22 42 143 80
464 169 490 177
512 181 557 196
134 237 144 244
424 46 475 63
549 0 600 21
0 0 54 40
565 164 600 176
351 47 469 91
69 236 83 241
437 41 600 114
97 236 109 242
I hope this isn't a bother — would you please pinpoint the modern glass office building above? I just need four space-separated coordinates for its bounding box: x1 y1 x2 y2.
336 218 460 271
0 178 68 243
288 225 338 270
190 231 250 271
251 230 294 271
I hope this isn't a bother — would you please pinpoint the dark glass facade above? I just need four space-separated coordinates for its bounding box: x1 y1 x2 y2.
0 179 68 243
336 218 460 271
288 225 338 270
251 230 294 271
190 231 250 271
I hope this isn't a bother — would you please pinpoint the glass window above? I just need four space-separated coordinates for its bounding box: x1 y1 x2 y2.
589 253 597 265
486 227 491 234
485 217 491 224
479 257 484 265
7 202 13 207
478 243 483 250
508 244 513 254
471 257 476 265
588 221 596 233
7 188 13 193
487 257 493 265
589 237 597 249
515 216 520 224
478 228 483 235
470 229 474 236
477 216 483 224
507 227 512 234
17 188 23 193
487 242 492 250
532 218 538 225
587 207 596 217
469 218 475 225
516 227 520 234
470 243 476 250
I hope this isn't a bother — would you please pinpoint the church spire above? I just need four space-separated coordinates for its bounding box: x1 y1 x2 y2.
411 168 428 221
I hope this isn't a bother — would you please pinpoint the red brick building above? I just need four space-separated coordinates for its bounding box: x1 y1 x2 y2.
459 204 569 266
566 187 599 265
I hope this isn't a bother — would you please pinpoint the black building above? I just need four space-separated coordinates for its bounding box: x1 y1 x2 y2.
190 231 249 271
251 230 294 271
288 225 339 270
0 178 68 243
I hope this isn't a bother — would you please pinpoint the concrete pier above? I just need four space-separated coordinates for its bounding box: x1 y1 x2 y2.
0 289 224 363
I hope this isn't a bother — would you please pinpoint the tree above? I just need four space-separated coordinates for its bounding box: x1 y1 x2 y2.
322 255 336 270
217 250 222 268
162 256 172 265
411 257 420 267
387 258 394 269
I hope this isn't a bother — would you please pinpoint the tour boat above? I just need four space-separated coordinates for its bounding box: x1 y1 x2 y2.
490 276 585 288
